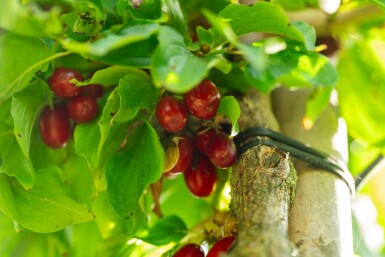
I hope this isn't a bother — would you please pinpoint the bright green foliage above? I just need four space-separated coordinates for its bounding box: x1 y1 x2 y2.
2 138 35 190
115 72 160 122
244 40 338 92
151 26 213 93
0 166 94 233
337 30 385 149
370 0 385 11
205 3 308 47
0 0 62 37
0 32 52 101
105 121 164 232
61 21 160 57
11 82 50 158
139 215 187 245
0 0 383 256
218 96 241 136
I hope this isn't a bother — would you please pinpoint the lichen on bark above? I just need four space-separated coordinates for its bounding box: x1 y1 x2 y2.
225 89 298 257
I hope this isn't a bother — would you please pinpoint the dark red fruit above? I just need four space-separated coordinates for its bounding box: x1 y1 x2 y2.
207 133 237 169
183 79 220 119
156 96 187 133
184 156 217 197
195 127 217 155
80 84 104 98
48 67 83 98
169 135 194 174
67 95 98 123
316 36 339 57
172 244 205 257
39 105 71 149
207 236 235 257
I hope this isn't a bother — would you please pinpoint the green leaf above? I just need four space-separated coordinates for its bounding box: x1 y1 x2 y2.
370 0 385 12
162 0 188 36
0 0 62 37
237 43 267 74
98 89 121 163
72 221 102 257
115 72 160 122
71 0 105 35
0 99 13 153
0 212 22 257
96 234 136 257
209 66 250 94
11 81 50 158
0 32 69 102
245 42 338 92
337 37 385 148
2 138 35 190
105 121 164 232
60 21 160 57
208 2 306 47
292 21 316 50
89 38 157 67
161 175 213 228
304 86 333 129
217 96 241 137
82 66 146 87
127 0 162 19
139 215 188 245
0 167 95 233
74 119 100 165
151 26 214 93
74 98 127 190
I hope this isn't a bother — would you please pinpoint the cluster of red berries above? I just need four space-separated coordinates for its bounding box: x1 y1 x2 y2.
156 80 237 197
172 236 235 257
39 67 103 148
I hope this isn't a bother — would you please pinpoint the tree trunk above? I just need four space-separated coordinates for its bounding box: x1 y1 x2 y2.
272 87 355 257
225 90 297 257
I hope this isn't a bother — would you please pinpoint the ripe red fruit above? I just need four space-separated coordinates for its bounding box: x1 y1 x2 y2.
207 133 237 169
39 105 71 148
156 96 187 133
172 244 205 257
183 80 220 119
169 135 194 174
195 127 217 155
207 236 235 257
48 67 83 98
80 84 104 98
184 156 217 197
67 95 99 123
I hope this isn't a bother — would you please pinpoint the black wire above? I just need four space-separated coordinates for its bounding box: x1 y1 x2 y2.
354 155 384 191
235 127 355 195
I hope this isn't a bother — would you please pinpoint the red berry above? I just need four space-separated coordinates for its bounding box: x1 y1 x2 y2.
48 68 83 98
156 96 187 133
183 80 220 119
39 105 71 148
172 244 205 257
207 133 237 169
207 236 235 257
184 156 217 197
80 84 104 98
67 96 99 123
169 135 194 174
195 127 217 155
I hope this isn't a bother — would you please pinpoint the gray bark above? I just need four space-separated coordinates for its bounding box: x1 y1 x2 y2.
272 87 354 257
225 90 297 257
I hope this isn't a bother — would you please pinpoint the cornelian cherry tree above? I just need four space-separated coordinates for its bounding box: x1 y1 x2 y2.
1 0 385 257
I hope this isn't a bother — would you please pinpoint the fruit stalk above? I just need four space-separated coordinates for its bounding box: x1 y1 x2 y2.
225 89 297 257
